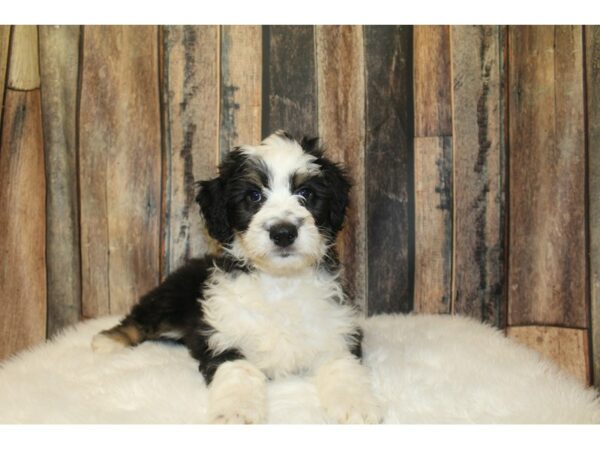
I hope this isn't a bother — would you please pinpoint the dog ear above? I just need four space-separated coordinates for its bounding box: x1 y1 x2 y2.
196 177 233 244
323 161 351 233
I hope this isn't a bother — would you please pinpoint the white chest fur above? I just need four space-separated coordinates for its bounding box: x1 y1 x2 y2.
201 268 359 379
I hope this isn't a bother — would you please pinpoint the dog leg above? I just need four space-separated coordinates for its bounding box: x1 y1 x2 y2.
207 360 268 424
314 356 382 424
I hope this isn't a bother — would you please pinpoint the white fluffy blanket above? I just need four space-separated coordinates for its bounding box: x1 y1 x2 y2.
0 314 598 423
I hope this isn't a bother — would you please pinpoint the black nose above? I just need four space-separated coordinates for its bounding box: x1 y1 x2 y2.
269 223 298 247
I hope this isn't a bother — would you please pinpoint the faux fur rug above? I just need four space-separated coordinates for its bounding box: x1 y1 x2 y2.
1 314 598 423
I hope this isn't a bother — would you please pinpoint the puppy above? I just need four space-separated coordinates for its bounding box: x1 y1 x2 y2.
92 131 380 424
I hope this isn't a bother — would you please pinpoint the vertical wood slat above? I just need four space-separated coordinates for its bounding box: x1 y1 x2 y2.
220 25 262 155
0 90 46 359
586 25 600 388
507 326 590 385
364 25 414 315
7 25 40 90
0 26 11 125
450 26 506 327
508 26 587 328
39 25 82 336
316 26 367 312
414 137 453 314
413 26 453 314
161 26 220 276
262 25 317 138
79 26 162 317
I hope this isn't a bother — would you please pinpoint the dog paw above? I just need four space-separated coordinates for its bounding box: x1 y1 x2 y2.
91 332 127 353
209 403 266 424
322 393 382 424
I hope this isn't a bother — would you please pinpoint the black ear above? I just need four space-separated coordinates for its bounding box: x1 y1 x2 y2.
196 177 232 244
322 161 351 233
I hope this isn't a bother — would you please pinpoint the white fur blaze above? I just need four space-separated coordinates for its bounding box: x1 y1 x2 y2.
91 333 127 354
208 360 268 424
314 356 382 424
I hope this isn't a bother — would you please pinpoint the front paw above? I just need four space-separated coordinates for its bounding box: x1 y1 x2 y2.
321 389 381 424
207 360 267 424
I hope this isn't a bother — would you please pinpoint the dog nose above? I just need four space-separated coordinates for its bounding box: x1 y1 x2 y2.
269 223 298 247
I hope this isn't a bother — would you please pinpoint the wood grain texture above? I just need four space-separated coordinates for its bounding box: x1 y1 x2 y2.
316 25 367 312
7 25 40 90
450 26 506 327
414 136 453 314
0 90 46 359
586 25 600 388
263 25 317 138
508 26 587 327
364 25 414 315
414 26 452 137
507 326 590 385
220 25 262 154
161 26 220 276
39 25 82 336
79 26 161 317
0 26 11 125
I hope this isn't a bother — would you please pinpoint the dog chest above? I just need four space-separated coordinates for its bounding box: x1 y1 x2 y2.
201 269 357 378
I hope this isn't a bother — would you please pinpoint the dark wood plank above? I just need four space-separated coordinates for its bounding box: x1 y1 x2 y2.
413 25 452 137
0 89 46 359
364 25 414 315
450 26 506 327
507 326 590 385
161 25 220 276
0 26 11 125
586 25 600 388
7 25 40 90
316 25 367 312
263 25 317 138
413 136 453 314
508 26 587 328
79 26 162 317
220 25 262 155
39 25 82 336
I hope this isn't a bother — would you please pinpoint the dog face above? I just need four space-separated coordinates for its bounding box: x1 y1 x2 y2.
196 131 350 275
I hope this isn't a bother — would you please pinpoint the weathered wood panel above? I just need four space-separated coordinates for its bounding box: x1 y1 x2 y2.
508 26 587 327
79 26 162 317
39 25 82 336
413 136 453 314
161 26 220 276
220 25 262 155
0 26 11 125
586 25 600 388
507 326 590 385
0 90 46 359
7 25 40 90
450 26 506 327
316 25 367 312
413 26 452 137
262 25 317 138
364 25 414 315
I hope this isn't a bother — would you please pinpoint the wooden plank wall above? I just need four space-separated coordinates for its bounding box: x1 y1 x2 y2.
0 25 596 389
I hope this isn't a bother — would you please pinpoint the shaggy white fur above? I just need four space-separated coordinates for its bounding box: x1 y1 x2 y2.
0 314 598 423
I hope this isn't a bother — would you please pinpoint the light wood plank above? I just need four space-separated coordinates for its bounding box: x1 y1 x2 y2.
39 25 82 336
161 25 220 276
507 326 590 385
0 89 46 359
220 25 262 154
80 26 162 317
508 26 587 327
364 25 414 315
7 25 40 90
316 25 367 312
414 136 453 314
0 26 11 125
586 25 600 388
450 26 506 327
414 25 452 137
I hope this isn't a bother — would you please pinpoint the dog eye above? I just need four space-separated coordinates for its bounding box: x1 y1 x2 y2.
295 187 313 201
246 189 263 203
